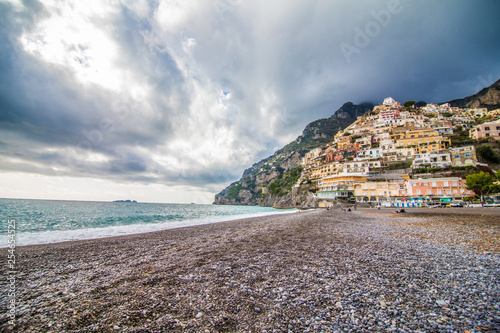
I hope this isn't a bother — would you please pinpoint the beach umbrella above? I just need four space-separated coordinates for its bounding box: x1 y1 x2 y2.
417 197 424 201
401 198 407 201
425 197 431 200
409 198 415 201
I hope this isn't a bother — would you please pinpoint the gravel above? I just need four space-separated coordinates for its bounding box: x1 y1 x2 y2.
1 208 499 332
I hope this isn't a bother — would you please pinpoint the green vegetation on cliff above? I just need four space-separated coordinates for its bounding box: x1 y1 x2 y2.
226 183 243 200
476 144 500 164
268 166 303 196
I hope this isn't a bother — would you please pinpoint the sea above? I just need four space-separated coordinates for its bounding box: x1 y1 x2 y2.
0 198 296 248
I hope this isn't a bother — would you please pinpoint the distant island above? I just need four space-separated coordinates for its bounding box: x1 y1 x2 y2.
113 200 138 203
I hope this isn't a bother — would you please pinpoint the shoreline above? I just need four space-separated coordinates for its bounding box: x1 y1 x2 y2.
1 208 499 332
15 205 499 248
1 208 299 249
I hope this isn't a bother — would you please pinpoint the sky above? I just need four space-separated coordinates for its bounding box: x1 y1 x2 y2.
0 0 499 204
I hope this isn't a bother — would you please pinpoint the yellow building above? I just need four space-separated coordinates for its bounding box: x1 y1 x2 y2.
317 174 367 199
354 180 405 203
396 135 450 150
390 121 417 140
309 162 343 180
337 135 353 150
404 128 439 138
413 138 451 154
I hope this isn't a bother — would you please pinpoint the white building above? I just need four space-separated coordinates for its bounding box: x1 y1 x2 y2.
412 150 452 169
344 160 382 173
383 97 397 106
355 148 383 160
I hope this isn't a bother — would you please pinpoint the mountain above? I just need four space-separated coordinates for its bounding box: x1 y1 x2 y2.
213 102 374 206
447 78 500 110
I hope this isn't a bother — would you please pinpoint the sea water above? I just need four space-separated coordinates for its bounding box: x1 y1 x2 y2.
0 198 295 247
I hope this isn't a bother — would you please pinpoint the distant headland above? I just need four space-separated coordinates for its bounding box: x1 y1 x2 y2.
113 200 138 203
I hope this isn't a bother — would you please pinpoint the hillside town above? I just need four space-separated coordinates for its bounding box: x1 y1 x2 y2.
297 97 500 208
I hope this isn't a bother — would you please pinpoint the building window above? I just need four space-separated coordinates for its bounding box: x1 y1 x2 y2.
464 153 471 157
485 127 490 131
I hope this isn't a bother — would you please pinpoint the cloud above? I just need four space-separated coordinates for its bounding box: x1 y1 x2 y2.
0 0 499 202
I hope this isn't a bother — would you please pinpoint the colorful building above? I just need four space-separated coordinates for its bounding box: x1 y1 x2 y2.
396 135 450 150
412 150 451 169
449 146 477 166
354 180 405 204
317 174 367 199
405 177 473 200
470 120 500 140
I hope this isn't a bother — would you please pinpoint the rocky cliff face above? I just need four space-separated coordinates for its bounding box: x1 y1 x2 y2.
213 102 374 206
447 78 500 110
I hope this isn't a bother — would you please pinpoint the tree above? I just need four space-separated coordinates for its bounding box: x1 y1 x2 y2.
476 145 500 164
227 183 242 200
403 100 416 108
465 171 500 202
269 182 281 195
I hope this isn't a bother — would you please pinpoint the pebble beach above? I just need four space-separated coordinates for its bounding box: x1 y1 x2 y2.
1 208 499 332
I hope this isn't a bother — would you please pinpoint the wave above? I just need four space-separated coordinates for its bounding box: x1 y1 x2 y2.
0 209 296 248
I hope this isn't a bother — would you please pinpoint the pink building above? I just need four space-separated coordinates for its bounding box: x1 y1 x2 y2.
406 177 474 199
470 120 500 140
379 109 400 121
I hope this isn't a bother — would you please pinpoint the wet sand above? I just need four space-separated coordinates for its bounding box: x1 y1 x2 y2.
1 208 499 332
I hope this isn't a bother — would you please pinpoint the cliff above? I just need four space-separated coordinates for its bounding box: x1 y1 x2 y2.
213 102 374 206
447 78 500 110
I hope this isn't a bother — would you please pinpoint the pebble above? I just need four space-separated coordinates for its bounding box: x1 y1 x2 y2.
436 299 449 306
3 209 499 332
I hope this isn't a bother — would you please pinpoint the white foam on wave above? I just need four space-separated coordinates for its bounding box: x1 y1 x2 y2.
0 209 297 248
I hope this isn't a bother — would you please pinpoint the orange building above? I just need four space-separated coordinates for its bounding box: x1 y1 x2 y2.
406 177 473 200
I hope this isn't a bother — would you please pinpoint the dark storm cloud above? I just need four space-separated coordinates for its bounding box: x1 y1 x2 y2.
0 0 499 191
